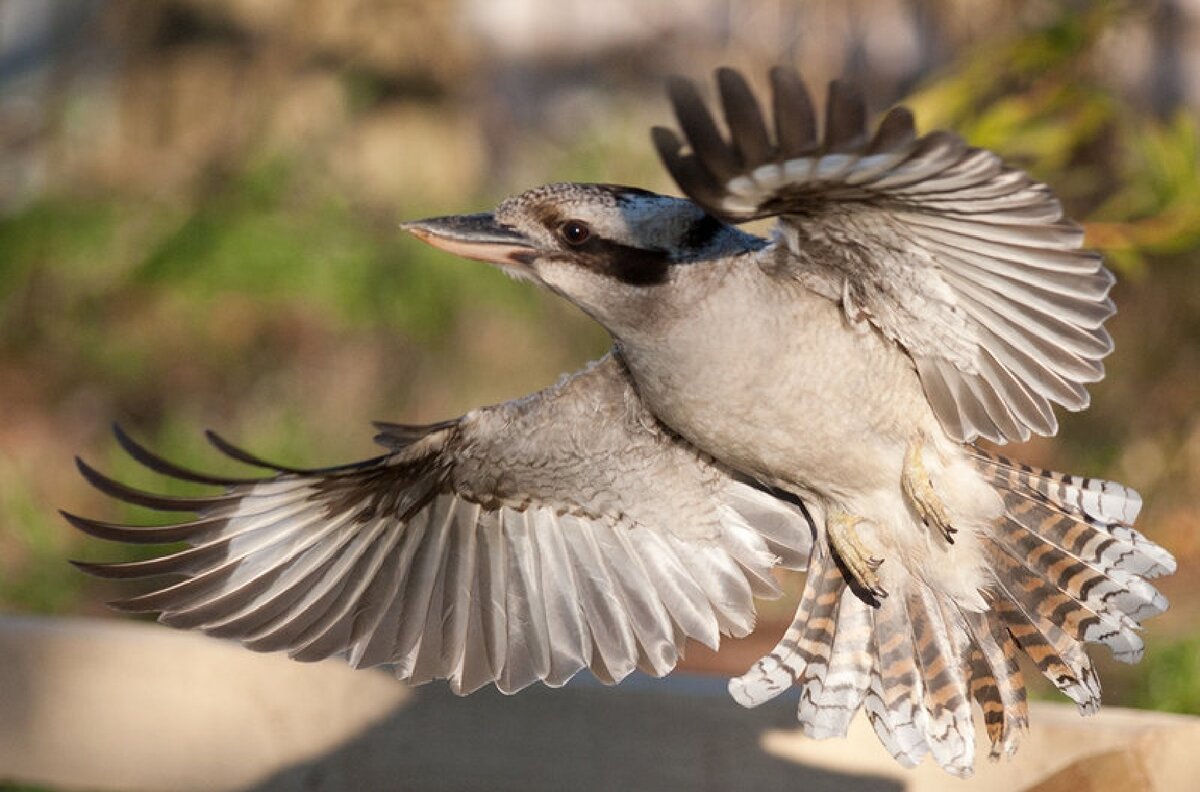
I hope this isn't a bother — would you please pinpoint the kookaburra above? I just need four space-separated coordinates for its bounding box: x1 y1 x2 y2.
69 67 1174 776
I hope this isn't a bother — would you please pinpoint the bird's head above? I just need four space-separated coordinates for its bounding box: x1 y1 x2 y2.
403 182 757 331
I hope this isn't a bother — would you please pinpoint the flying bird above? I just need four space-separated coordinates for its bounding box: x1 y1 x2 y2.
68 67 1174 776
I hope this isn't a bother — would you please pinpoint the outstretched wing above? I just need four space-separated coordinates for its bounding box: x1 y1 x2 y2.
67 354 812 695
653 67 1114 444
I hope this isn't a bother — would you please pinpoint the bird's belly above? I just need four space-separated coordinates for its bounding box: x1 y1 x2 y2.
621 283 937 502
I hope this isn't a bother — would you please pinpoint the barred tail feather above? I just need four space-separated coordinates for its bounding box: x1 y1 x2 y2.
970 449 1172 721
728 547 845 708
732 549 979 776
968 447 1174 578
962 610 1028 758
907 586 975 776
798 590 873 740
863 589 931 769
730 448 1171 776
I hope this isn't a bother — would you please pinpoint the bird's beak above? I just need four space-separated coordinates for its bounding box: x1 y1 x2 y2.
402 213 538 272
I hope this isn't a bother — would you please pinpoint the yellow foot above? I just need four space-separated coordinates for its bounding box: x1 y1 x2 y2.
903 435 956 544
828 510 887 599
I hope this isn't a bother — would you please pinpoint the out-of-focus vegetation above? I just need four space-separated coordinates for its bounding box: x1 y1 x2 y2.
0 0 1197 714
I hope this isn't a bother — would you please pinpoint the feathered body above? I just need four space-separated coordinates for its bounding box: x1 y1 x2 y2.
615 240 1001 599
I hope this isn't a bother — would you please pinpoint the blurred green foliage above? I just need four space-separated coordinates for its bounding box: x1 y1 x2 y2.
1129 636 1200 715
907 0 1200 276
0 0 1197 718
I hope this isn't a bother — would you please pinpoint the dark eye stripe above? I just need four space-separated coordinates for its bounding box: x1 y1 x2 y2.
578 238 671 286
534 204 672 286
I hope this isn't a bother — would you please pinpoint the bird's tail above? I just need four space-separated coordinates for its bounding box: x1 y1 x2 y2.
728 448 1174 777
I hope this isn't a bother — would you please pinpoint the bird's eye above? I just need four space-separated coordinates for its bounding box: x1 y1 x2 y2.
560 220 591 246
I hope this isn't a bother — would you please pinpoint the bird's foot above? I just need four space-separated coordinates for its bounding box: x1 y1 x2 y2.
903 435 956 544
828 510 887 599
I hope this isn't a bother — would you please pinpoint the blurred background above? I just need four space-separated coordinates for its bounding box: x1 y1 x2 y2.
1 0 1198 730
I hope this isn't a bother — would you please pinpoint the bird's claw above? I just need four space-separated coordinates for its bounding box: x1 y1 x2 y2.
828 511 888 598
903 435 956 544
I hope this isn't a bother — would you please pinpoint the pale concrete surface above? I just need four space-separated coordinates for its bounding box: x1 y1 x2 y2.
0 615 1197 791
760 694 1200 791
0 615 408 791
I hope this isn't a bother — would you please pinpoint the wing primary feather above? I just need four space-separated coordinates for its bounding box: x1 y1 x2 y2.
936 247 1115 329
74 458 240 513
111 506 346 616
475 509 510 681
974 323 1091 409
347 505 433 669
169 508 364 634
919 230 1114 294
64 511 229 545
561 515 638 684
71 538 234 579
857 131 966 190
112 425 260 486
204 430 310 473
627 526 719 650
497 506 552 693
717 67 773 168
392 496 457 678
769 66 818 157
942 268 1114 358
868 106 917 153
434 499 479 683
593 521 678 677
261 518 394 657
824 80 868 153
531 508 590 687
668 75 739 184
651 126 735 214
914 357 970 442
295 517 409 662
950 280 1106 383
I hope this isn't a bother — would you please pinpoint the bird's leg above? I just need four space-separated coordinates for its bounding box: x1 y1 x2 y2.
902 434 956 544
827 510 887 598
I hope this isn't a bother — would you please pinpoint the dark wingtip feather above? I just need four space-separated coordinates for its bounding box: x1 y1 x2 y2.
716 67 773 168
204 430 310 474
74 458 236 512
371 419 457 451
667 73 740 184
824 80 868 153
61 509 223 544
768 66 817 157
112 423 256 486
651 124 683 158
652 126 736 216
70 558 166 580
69 559 119 577
72 539 230 578
869 106 917 153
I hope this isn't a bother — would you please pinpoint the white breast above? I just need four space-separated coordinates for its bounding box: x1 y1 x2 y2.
617 256 939 501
